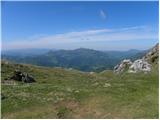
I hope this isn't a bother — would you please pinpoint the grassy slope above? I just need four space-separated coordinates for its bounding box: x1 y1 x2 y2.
1 62 159 118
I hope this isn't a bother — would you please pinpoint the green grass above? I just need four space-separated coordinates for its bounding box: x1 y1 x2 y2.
1 61 159 118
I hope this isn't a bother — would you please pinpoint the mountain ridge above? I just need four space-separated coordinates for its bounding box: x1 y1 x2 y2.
2 48 147 72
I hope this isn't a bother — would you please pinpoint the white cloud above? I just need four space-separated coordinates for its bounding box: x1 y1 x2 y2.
2 26 158 50
100 10 106 19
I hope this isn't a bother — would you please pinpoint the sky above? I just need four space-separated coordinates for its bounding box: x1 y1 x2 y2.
1 1 159 51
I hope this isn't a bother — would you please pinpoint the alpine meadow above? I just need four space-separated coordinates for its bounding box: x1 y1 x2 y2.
1 1 159 119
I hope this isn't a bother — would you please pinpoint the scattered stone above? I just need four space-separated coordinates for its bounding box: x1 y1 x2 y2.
92 82 99 86
89 72 95 75
103 83 111 87
74 90 80 93
68 68 73 71
66 88 72 92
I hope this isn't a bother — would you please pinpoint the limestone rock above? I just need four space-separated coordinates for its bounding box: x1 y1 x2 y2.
89 72 94 75
114 59 151 74
113 43 158 74
128 59 151 73
103 83 111 87
143 43 159 64
114 59 132 73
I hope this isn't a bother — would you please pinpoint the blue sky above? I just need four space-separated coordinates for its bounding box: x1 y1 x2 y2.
2 1 159 50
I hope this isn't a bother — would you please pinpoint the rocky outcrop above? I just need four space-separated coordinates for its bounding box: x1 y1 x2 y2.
10 70 36 83
114 59 151 74
114 59 132 73
143 43 159 64
128 59 151 73
114 43 159 73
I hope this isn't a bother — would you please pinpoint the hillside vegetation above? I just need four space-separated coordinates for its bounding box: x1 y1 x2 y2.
1 60 158 118
2 48 146 72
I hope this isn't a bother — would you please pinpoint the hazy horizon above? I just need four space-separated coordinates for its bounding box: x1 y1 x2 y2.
2 46 153 52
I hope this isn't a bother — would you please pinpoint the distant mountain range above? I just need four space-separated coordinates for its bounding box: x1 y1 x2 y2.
2 48 147 72
2 48 56 56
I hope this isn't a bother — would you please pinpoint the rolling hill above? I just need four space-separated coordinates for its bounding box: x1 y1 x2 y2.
2 48 146 72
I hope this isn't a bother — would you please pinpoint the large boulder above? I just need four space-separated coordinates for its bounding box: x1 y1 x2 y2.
114 59 132 73
128 59 151 73
10 70 36 83
10 70 23 81
22 73 35 83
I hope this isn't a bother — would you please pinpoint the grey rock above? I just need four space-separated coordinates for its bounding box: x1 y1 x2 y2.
113 43 158 74
114 59 132 73
128 59 151 73
114 59 151 74
143 43 159 64
10 70 35 83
